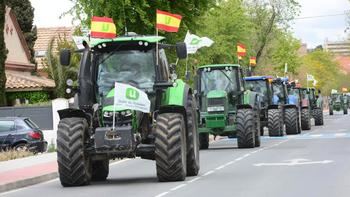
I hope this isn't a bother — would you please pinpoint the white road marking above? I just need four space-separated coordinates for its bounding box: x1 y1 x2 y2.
254 159 334 167
154 139 290 197
335 133 346 137
170 184 187 191
187 177 201 183
216 165 226 170
202 170 214 177
155 192 169 197
310 134 323 138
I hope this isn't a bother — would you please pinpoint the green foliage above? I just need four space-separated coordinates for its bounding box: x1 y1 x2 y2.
271 31 302 74
44 35 80 98
6 91 50 104
0 1 7 106
6 0 37 67
297 50 343 95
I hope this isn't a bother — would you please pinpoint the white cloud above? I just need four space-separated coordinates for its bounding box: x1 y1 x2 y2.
292 0 350 48
30 0 74 27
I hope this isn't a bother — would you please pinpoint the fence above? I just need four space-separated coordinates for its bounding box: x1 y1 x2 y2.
0 105 53 129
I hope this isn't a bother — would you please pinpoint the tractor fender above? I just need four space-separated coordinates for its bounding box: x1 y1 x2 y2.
239 90 260 109
160 79 193 133
58 108 91 123
268 104 280 110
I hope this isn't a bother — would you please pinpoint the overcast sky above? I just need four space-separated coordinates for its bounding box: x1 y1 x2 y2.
30 0 350 48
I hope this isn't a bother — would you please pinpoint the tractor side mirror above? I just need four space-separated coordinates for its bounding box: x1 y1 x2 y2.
60 49 71 66
176 42 187 59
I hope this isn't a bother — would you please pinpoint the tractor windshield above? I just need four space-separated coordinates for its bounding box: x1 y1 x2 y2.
245 80 268 102
200 68 238 96
97 50 155 96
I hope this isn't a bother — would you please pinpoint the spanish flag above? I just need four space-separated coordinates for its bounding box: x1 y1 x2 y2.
91 16 117 39
250 57 257 66
156 10 182 32
237 43 246 57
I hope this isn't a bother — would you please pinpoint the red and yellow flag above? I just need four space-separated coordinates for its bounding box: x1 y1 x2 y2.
250 57 256 66
156 10 182 32
91 16 117 39
237 43 246 57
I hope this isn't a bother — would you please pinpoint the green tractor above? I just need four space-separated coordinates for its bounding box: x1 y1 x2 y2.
56 35 200 186
308 88 324 125
329 93 348 115
195 64 261 149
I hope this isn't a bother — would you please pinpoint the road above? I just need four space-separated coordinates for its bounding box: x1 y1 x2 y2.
2 112 350 197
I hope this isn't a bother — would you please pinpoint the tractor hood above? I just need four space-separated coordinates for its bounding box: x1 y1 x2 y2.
207 90 227 99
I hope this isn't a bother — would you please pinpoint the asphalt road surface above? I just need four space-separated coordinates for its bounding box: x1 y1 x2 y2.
2 112 350 197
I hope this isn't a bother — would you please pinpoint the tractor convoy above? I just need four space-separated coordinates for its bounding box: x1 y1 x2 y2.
56 34 330 187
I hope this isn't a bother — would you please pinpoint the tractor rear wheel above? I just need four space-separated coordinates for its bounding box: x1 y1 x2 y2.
155 113 187 182
255 114 261 147
285 108 299 135
329 107 333 115
57 118 91 187
268 109 284 137
185 95 200 176
313 108 324 126
301 108 311 130
237 109 256 148
91 159 109 181
199 133 209 149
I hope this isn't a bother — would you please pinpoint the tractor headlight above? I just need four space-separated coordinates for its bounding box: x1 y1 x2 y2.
103 111 113 117
207 106 224 112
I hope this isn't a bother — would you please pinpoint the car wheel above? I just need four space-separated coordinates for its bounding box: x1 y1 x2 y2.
14 143 28 151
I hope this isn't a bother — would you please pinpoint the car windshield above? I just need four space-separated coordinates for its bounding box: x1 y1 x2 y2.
200 68 238 96
97 50 155 96
246 80 268 101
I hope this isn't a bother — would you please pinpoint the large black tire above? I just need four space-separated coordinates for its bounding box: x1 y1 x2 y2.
255 114 261 147
155 113 187 182
344 107 348 115
185 95 200 176
313 108 324 126
284 108 299 135
91 159 109 181
199 133 209 150
329 107 333 115
301 108 311 130
260 126 265 136
268 109 284 137
237 109 256 148
57 118 91 187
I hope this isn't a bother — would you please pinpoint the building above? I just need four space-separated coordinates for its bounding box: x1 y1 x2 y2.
323 39 350 56
34 27 74 69
4 7 55 105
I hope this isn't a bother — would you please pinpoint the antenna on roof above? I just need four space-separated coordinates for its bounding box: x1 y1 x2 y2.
122 0 128 35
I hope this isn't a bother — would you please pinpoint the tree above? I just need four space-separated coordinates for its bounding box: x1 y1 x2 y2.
44 36 80 98
0 1 7 106
245 0 300 64
5 0 37 70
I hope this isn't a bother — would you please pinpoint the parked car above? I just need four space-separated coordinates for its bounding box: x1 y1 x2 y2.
0 117 47 153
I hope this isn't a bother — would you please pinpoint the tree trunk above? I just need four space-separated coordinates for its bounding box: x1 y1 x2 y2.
256 10 276 64
0 2 7 106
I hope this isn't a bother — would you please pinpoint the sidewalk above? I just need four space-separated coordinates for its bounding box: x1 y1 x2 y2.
0 152 58 193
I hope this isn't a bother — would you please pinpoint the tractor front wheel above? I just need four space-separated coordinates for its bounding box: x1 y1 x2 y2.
199 133 209 150
268 109 284 137
285 108 299 135
344 107 348 115
301 108 311 130
91 159 109 181
237 109 256 148
185 95 200 176
313 108 324 126
57 118 91 187
155 113 187 182
329 106 333 115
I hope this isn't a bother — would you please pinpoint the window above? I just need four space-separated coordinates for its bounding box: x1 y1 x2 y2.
159 49 170 81
0 121 15 132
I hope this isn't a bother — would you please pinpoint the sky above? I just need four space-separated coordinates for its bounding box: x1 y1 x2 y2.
30 0 350 49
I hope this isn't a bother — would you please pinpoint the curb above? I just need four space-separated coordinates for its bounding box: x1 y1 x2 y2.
0 172 58 193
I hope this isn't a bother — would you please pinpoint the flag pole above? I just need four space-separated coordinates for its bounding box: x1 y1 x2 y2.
156 28 159 66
